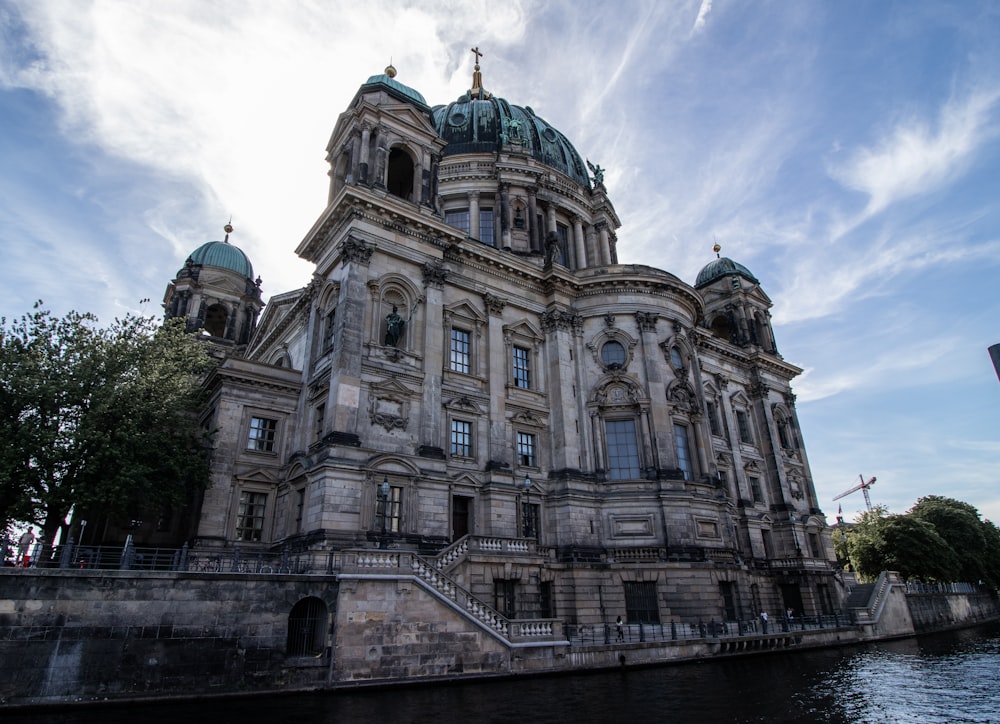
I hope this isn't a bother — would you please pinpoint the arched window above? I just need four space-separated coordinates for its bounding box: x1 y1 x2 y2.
709 314 732 342
387 147 414 200
204 303 228 338
287 597 328 657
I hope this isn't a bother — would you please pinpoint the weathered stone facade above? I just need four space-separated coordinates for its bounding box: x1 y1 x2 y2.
159 62 842 657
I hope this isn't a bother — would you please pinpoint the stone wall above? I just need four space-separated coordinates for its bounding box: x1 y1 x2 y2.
907 591 999 632
0 569 337 705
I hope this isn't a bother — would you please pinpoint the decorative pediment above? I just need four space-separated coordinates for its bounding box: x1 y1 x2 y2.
510 409 546 428
503 318 544 343
234 468 280 485
591 375 645 407
368 378 415 432
444 299 486 325
445 395 485 414
666 380 698 413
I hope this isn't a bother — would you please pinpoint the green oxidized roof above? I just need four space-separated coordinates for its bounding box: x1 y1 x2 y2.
430 95 590 187
695 257 759 288
362 73 428 107
189 241 254 279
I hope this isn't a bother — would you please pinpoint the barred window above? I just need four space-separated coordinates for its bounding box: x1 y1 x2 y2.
247 417 277 452
624 581 660 624
450 327 471 374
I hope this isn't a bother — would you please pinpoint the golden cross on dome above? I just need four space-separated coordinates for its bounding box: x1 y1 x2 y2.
471 46 483 65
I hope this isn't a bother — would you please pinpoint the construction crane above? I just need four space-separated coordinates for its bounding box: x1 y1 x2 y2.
832 474 876 511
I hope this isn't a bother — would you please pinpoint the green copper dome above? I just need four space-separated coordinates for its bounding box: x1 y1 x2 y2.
695 257 759 288
361 71 428 107
189 241 254 279
431 95 590 187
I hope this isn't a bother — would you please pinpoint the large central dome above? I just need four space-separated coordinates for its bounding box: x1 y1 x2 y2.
431 94 590 187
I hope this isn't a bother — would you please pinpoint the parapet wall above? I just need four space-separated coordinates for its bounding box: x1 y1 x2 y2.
906 591 998 632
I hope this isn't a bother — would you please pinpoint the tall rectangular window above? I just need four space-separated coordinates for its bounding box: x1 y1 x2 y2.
451 419 472 457
323 309 336 351
479 208 494 245
736 410 753 444
517 432 536 467
605 419 641 480
556 222 570 264
247 417 277 452
512 345 531 389
375 486 402 533
494 579 516 617
749 476 763 502
706 401 721 436
674 424 693 480
450 327 471 373
236 491 267 542
445 209 471 235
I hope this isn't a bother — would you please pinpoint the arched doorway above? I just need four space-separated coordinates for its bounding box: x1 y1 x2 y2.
287 596 329 657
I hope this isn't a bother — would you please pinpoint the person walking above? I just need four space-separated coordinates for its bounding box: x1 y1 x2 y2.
616 615 625 642
760 610 769 634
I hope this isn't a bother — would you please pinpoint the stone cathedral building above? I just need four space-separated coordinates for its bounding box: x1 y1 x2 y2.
163 60 841 630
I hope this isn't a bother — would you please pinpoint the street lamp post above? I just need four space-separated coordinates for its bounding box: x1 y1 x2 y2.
378 477 390 549
522 474 532 539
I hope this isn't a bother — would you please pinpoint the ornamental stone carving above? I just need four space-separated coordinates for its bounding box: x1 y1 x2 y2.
340 236 374 265
635 311 657 332
423 261 448 288
483 293 507 317
541 308 582 334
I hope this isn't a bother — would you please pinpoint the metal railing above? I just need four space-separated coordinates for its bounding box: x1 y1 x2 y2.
567 613 851 646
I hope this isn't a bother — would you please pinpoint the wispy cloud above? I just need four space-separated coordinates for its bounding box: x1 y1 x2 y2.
829 87 1000 221
691 0 713 35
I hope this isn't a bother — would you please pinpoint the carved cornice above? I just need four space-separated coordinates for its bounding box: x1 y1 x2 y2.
635 311 657 332
541 307 583 335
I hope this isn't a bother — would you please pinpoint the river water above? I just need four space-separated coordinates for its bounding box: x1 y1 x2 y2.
7 623 999 724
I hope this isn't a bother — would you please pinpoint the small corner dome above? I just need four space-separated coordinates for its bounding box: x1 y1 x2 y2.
188 240 254 280
361 66 428 107
695 256 759 289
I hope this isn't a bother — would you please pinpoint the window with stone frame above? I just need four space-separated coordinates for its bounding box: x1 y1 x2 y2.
236 490 268 542
512 345 531 389
445 208 471 235
605 418 641 480
247 416 278 452
494 579 517 617
374 485 402 533
673 423 694 480
450 418 473 458
516 431 537 467
748 475 764 503
450 327 471 374
736 410 754 444
479 208 495 245
323 308 336 352
706 400 722 437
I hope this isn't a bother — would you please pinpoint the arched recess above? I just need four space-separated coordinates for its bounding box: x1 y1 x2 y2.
369 275 422 351
709 313 733 343
286 596 328 657
387 145 416 201
204 302 229 338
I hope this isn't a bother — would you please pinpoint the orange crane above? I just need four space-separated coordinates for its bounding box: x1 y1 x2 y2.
832 474 876 512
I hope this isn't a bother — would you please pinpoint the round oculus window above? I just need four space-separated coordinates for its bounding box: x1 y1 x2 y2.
601 340 626 367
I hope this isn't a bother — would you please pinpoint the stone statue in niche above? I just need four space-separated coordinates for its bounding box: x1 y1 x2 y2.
384 302 417 347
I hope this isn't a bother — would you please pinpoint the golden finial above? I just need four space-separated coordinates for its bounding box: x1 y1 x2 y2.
712 243 721 257
224 219 234 243
385 59 396 78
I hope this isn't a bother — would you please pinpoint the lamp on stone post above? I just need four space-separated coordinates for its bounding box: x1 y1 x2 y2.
522 474 533 539
378 477 390 549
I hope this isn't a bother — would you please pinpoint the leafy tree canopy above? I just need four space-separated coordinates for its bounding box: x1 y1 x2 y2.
0 303 213 543
908 496 987 583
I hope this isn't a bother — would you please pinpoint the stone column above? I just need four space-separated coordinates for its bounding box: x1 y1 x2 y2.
469 191 480 241
484 293 508 465
573 216 587 270
541 307 583 473
359 124 371 185
528 188 539 253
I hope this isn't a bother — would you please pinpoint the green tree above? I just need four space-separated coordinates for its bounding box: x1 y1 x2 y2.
908 496 987 583
0 304 213 544
878 515 960 582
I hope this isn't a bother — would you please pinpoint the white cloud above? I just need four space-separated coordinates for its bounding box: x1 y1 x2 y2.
829 87 1000 219
691 0 713 35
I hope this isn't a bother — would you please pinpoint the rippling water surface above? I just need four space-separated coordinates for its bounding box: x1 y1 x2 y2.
8 623 999 724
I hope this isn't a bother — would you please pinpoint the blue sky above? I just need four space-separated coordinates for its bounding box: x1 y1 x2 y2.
2 0 999 524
